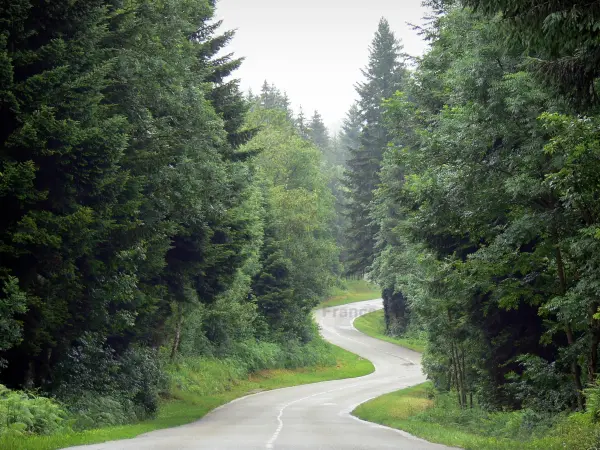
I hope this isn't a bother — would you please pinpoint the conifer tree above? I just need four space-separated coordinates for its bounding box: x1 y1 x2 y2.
296 106 309 139
338 103 362 167
344 18 406 275
308 110 330 153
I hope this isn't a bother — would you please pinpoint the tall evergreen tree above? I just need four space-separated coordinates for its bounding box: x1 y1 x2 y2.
307 110 330 153
0 0 255 396
344 18 406 275
338 103 362 167
295 106 309 140
462 0 600 108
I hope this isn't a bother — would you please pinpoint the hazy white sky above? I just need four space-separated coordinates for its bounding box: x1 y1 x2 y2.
215 0 429 131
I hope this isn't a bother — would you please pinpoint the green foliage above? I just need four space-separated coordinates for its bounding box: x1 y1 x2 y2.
461 0 600 108
344 18 407 276
169 336 338 396
368 1 600 416
353 383 600 450
0 277 27 360
354 309 426 353
53 335 166 427
0 385 67 437
244 92 339 341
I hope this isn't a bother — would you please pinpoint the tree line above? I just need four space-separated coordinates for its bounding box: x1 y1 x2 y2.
343 0 600 415
0 0 341 425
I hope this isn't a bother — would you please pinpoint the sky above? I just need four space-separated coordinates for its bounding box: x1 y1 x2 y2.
215 0 429 131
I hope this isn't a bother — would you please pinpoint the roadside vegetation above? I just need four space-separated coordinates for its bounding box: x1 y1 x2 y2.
1 339 373 450
353 310 425 353
319 279 381 309
353 383 600 450
0 0 368 447
342 2 600 446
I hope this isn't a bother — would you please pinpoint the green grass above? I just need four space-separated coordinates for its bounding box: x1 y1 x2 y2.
352 313 600 449
2 344 374 450
353 309 426 353
353 383 600 450
319 279 380 308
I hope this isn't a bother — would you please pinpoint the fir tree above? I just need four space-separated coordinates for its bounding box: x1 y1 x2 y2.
344 18 406 275
338 103 362 167
296 106 309 140
308 110 329 153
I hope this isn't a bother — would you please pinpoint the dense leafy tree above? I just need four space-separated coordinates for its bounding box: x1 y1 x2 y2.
246 96 339 341
461 0 600 107
374 3 600 414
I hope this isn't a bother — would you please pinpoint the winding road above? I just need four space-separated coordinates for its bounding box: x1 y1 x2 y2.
68 299 452 450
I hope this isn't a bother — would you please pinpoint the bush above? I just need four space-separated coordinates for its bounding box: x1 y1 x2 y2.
0 385 67 437
53 333 166 429
167 335 337 396
67 394 137 431
505 354 577 413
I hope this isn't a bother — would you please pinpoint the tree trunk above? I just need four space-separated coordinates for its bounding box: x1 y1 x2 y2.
589 327 600 384
450 344 462 407
170 305 184 361
461 348 468 408
556 246 585 409
566 325 585 409
451 342 465 408
589 303 600 383
23 360 35 390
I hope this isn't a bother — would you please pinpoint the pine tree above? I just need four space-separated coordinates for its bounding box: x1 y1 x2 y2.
0 0 132 386
344 18 406 275
0 0 256 391
296 106 309 140
259 81 292 117
307 110 329 153
463 0 600 108
338 103 362 167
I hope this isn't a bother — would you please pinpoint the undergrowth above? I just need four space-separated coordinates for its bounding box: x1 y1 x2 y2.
353 309 426 353
1 337 373 450
353 383 600 450
319 279 380 308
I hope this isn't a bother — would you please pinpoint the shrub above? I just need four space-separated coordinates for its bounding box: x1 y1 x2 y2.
53 333 166 429
0 385 67 436
505 354 577 413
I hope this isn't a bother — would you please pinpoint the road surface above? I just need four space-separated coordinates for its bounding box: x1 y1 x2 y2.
67 299 453 450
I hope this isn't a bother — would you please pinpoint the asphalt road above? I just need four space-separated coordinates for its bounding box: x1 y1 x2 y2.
67 299 453 450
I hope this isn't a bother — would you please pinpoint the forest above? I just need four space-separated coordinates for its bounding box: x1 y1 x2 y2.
2 0 600 448
0 0 348 440
346 0 600 445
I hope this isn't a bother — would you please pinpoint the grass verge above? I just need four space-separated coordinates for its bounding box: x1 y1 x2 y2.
319 279 380 308
3 344 373 450
353 382 600 449
353 309 426 353
352 313 600 449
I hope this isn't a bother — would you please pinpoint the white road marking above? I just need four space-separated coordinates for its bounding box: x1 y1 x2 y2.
318 313 417 366
265 380 377 449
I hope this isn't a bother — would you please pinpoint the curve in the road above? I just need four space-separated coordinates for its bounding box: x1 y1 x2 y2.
66 299 455 450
